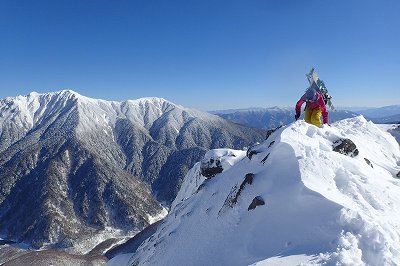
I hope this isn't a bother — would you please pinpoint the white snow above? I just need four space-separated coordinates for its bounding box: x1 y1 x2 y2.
0 90 222 137
377 123 400 144
0 90 79 134
107 253 135 266
117 116 400 266
65 226 125 254
147 207 169 224
0 90 227 158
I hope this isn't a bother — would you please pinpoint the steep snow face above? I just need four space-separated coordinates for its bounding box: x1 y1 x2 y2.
128 116 400 266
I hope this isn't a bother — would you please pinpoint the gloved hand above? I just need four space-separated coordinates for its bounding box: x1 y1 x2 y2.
295 113 300 121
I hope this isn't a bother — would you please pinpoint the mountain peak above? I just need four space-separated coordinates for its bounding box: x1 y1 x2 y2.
129 96 171 104
25 89 81 99
23 91 178 109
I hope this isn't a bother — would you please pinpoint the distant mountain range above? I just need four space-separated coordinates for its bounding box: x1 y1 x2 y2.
211 107 359 129
351 105 400 123
355 105 400 119
0 90 266 251
211 105 400 129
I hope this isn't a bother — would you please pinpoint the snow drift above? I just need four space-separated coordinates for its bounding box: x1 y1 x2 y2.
112 116 400 266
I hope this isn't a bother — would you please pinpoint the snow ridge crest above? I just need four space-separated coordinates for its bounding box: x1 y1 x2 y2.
0 90 198 134
128 116 400 266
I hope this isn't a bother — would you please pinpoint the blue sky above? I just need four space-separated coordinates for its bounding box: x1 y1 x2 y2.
0 0 399 110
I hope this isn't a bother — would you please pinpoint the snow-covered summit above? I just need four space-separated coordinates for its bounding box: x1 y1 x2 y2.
0 90 78 133
0 90 214 136
123 116 400 266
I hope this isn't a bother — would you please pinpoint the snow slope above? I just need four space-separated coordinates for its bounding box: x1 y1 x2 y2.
112 116 400 266
377 124 400 144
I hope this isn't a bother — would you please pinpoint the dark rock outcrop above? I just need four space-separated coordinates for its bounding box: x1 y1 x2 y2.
247 143 261 160
200 157 223 178
248 196 265 211
268 141 275 148
332 138 359 157
246 149 259 160
364 158 373 168
260 153 270 165
220 173 254 213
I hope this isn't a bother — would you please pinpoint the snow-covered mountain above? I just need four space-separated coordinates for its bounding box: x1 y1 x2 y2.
114 116 400 266
0 90 266 252
371 114 400 124
213 107 359 129
356 105 400 119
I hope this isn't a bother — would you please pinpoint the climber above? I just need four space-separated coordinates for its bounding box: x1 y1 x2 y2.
295 84 329 127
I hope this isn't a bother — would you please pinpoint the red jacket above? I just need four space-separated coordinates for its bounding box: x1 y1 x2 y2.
295 92 329 124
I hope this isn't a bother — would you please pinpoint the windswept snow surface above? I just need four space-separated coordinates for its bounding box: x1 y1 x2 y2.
119 116 400 266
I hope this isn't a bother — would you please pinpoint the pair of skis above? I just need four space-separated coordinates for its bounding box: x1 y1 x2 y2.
306 68 335 111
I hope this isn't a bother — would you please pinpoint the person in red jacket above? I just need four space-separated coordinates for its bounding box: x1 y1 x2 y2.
295 83 329 127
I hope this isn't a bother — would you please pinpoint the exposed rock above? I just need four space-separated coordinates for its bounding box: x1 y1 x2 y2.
246 149 259 160
364 158 373 168
260 153 270 165
219 173 254 213
397 171 400 178
268 141 275 148
200 157 223 178
246 143 261 160
332 138 359 157
243 173 254 185
248 196 265 211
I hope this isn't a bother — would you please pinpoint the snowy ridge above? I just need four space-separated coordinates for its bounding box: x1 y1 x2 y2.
120 116 400 266
0 90 222 154
0 90 211 133
0 90 77 131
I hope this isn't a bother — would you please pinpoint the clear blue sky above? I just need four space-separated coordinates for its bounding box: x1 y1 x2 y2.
1 0 399 110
